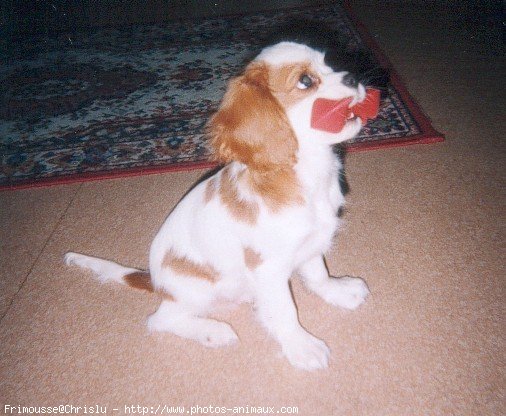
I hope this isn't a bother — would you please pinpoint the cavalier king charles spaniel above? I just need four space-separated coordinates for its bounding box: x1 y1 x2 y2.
65 39 381 371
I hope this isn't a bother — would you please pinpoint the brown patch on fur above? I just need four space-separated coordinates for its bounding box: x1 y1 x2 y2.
244 167 304 211
208 62 299 170
124 271 153 292
160 290 175 302
204 177 217 203
207 62 304 211
124 271 175 301
219 166 259 224
162 250 218 282
244 247 262 271
268 62 320 109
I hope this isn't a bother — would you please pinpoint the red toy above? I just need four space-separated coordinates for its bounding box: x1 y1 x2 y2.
311 88 381 133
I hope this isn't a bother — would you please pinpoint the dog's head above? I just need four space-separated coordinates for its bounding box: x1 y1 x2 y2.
208 41 373 170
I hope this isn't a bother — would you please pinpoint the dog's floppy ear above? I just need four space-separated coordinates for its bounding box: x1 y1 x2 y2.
208 62 298 170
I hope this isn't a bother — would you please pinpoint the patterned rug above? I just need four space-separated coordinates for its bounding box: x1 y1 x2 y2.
0 3 443 190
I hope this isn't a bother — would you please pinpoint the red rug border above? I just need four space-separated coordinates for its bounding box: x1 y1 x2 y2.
1 1 444 191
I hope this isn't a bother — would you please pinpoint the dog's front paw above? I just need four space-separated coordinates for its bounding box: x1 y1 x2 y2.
281 330 330 371
323 276 370 310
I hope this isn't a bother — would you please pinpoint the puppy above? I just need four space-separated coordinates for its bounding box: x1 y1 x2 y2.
65 41 372 371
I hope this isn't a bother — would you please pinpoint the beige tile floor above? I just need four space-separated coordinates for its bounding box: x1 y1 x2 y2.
0 185 81 318
1 1 504 415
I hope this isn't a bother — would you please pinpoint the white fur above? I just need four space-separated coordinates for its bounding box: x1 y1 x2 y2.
64 252 138 284
65 42 370 371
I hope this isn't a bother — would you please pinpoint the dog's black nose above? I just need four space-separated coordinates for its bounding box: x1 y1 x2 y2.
342 73 358 88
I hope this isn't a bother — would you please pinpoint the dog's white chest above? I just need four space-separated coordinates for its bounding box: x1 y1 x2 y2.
294 175 342 262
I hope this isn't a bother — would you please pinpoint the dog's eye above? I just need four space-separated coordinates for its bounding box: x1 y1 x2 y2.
297 74 314 90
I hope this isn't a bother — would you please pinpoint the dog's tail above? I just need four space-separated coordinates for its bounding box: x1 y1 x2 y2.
64 252 153 293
